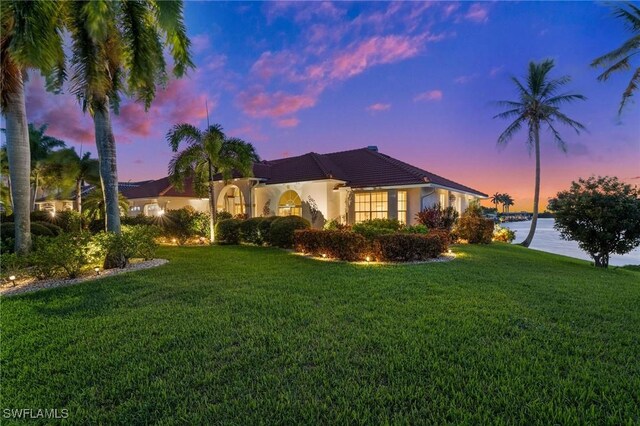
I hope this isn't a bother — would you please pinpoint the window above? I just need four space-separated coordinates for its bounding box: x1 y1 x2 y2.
398 191 407 224
439 193 447 207
218 186 245 216
278 190 302 216
355 191 388 222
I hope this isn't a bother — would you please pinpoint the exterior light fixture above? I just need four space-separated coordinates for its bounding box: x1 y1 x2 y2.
9 275 16 286
321 253 327 258
172 238 177 244
448 249 452 254
365 256 371 263
50 211 56 217
157 209 165 217
94 267 100 276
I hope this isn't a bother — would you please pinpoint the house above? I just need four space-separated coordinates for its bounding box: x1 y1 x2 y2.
120 146 487 227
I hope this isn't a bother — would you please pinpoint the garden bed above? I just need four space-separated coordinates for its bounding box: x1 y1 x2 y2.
0 258 168 297
292 250 456 265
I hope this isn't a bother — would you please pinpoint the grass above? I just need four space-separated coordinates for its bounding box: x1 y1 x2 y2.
1 244 639 424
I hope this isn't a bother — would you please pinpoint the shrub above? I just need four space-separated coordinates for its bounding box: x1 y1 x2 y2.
323 219 350 231
34 221 63 236
127 225 161 260
30 222 55 237
30 210 53 223
373 233 447 262
28 237 62 279
53 210 84 233
456 203 494 244
162 207 209 244
402 224 429 234
215 219 242 245
46 233 97 278
121 214 155 227
94 230 137 269
294 229 367 261
239 217 265 244
0 222 54 253
415 203 459 232
1 253 26 280
269 215 310 248
352 218 401 240
258 216 280 245
493 225 516 243
216 211 233 222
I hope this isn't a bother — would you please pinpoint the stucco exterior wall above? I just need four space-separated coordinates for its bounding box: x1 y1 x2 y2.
127 196 209 217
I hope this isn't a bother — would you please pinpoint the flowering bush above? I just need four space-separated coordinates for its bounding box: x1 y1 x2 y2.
352 218 401 240
455 203 494 244
492 225 516 243
415 203 459 232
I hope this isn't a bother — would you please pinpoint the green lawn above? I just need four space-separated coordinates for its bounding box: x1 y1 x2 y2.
2 244 639 424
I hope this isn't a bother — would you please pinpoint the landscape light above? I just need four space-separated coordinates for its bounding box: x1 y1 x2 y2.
366 256 371 263
50 211 56 217
94 267 100 276
321 253 327 258
157 210 165 217
448 249 452 254
172 238 177 244
9 275 16 286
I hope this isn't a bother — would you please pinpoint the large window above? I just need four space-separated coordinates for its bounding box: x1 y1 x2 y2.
355 191 388 222
398 190 407 224
278 190 302 216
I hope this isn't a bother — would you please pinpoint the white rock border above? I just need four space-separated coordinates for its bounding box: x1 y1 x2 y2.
1 258 168 297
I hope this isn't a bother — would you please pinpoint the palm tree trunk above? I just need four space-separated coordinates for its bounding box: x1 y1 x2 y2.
76 178 82 214
208 161 216 243
521 122 540 247
31 171 38 211
93 100 125 269
4 75 32 254
92 101 121 234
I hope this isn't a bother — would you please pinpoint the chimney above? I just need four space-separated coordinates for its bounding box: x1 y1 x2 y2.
367 145 378 152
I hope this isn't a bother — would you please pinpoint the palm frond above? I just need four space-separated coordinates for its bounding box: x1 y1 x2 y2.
493 108 523 120
543 119 567 153
545 92 587 106
167 144 206 190
612 3 640 32
152 0 194 77
166 123 202 151
591 35 640 68
497 117 525 146
549 109 586 134
619 66 640 113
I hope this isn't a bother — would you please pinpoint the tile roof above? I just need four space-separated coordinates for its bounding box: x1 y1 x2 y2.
66 147 485 201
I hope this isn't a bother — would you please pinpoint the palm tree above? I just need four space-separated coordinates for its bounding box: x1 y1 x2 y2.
64 0 193 241
1 1 65 254
502 194 514 213
167 123 259 242
28 123 65 210
591 3 640 114
494 59 586 247
73 151 100 214
0 148 12 214
83 187 129 223
490 192 503 213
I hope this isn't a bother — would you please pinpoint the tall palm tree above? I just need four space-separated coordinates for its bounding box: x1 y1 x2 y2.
28 123 65 210
0 147 12 214
494 59 586 247
1 1 65 254
591 3 640 114
167 123 259 242
502 194 514 213
74 151 100 215
64 0 193 238
490 192 503 213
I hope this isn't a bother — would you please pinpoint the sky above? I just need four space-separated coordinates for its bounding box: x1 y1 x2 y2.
14 1 640 211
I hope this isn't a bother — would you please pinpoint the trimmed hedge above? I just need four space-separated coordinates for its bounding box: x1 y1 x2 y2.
352 218 401 239
239 217 265 244
294 230 367 261
34 221 63 236
258 216 281 246
373 233 448 262
215 219 242 245
269 215 310 248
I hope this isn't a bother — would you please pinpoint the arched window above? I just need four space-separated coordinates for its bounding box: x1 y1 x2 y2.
217 185 245 216
278 190 302 216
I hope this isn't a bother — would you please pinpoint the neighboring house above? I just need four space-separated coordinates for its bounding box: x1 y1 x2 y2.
36 146 488 226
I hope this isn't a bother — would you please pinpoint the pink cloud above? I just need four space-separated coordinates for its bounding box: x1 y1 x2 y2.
454 74 477 84
238 89 317 119
414 90 443 102
251 51 298 80
443 3 460 17
465 3 489 23
366 103 391 112
276 117 300 128
489 65 504 77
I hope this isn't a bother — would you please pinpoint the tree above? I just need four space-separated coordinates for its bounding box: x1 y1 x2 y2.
501 194 514 213
490 192 503 213
167 123 259 242
64 0 193 240
28 123 65 210
0 148 12 214
83 186 129 224
494 59 586 247
548 176 640 268
73 151 100 214
1 1 65 253
591 3 640 114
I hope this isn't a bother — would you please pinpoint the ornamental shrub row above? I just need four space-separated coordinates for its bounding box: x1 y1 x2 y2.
215 215 310 248
294 229 449 262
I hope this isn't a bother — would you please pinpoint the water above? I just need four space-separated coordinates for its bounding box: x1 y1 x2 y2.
502 218 640 267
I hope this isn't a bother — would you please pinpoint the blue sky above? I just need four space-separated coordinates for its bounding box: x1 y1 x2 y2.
20 1 640 210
